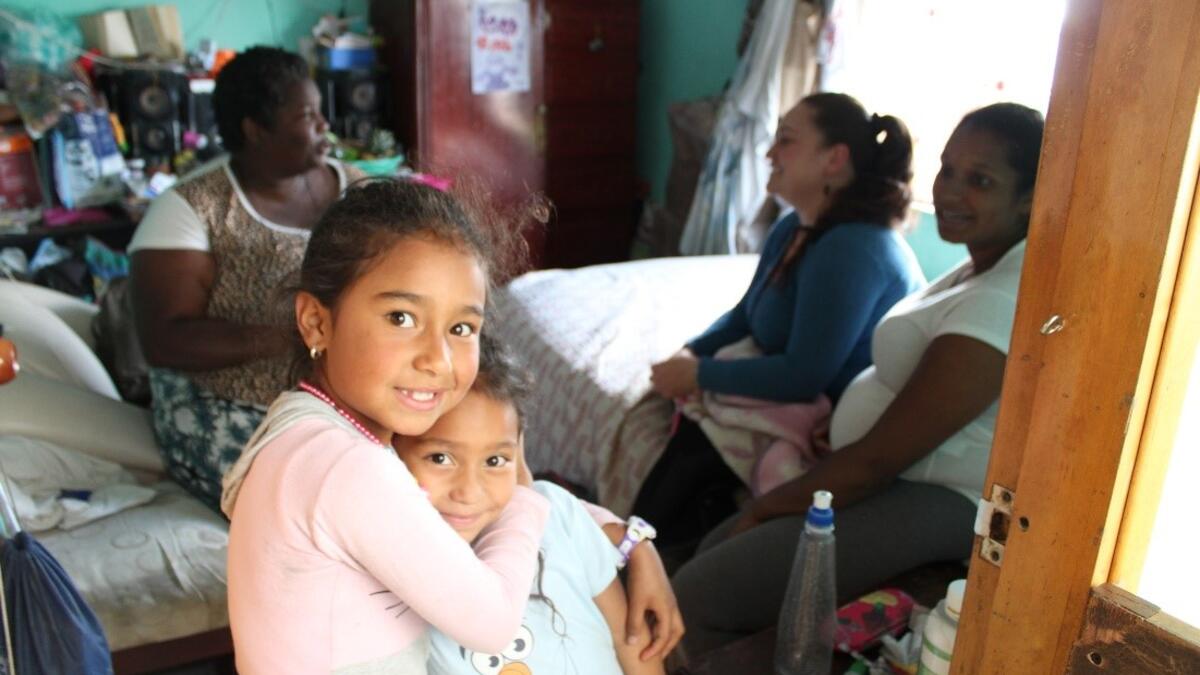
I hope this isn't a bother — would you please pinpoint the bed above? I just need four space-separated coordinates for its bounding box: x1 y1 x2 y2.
489 254 759 516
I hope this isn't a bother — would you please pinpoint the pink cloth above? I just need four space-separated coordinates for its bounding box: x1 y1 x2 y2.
226 419 550 674
680 337 832 496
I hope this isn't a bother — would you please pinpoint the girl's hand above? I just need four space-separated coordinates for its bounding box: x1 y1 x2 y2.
649 355 700 399
624 542 685 660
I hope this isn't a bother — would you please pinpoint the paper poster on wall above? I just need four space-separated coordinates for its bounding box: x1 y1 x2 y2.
471 1 531 94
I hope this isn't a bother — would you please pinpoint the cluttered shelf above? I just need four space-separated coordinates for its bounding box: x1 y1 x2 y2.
0 211 137 253
0 5 401 299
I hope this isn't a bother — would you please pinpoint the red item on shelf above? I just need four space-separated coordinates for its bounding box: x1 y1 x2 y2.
834 588 916 654
0 130 43 212
42 207 112 227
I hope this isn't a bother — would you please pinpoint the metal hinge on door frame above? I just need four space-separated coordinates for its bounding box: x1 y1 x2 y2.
974 484 1015 567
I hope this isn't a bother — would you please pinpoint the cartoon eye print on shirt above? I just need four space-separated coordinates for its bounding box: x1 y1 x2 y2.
465 625 535 674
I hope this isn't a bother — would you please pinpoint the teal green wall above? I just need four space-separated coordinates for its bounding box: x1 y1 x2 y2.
637 0 748 204
633 2 964 278
3 1 369 53
909 210 967 281
12 1 965 277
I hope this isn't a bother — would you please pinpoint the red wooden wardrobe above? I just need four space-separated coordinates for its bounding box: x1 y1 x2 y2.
372 0 640 269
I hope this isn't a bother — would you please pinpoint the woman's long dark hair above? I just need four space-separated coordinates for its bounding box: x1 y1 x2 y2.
772 92 914 283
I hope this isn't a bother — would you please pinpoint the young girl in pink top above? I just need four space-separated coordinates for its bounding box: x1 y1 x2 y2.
222 178 552 674
221 178 681 674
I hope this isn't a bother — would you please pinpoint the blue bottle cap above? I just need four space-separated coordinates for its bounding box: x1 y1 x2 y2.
806 490 834 528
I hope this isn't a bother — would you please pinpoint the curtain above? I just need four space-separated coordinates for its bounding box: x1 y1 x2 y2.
678 0 819 256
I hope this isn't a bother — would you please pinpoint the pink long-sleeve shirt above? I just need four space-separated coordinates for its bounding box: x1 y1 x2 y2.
226 419 550 674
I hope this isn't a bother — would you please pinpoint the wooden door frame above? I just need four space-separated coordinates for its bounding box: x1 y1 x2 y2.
950 0 1200 672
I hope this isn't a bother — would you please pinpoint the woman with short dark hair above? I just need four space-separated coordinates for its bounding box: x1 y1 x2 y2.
128 46 365 510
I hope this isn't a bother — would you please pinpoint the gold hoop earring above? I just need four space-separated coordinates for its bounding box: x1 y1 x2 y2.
309 346 322 360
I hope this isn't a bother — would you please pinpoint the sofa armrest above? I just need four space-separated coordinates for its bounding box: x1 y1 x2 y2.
0 281 118 398
0 280 99 349
0 371 164 475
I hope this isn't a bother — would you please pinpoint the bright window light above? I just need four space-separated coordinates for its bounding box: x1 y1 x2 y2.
1138 346 1200 626
819 0 1068 206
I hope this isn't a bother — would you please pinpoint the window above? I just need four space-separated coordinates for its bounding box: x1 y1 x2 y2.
819 0 1068 206
1135 315 1200 626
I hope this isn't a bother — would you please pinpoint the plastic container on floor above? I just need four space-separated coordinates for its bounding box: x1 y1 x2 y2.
775 490 836 675
917 578 966 674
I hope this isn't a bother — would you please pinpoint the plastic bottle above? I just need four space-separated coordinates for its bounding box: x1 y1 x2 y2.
917 578 966 674
775 490 836 675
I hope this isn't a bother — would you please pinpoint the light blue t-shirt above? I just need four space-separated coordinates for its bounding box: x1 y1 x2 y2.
427 481 623 675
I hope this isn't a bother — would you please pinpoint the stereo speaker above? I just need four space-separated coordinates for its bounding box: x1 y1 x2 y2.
315 68 385 143
118 69 186 162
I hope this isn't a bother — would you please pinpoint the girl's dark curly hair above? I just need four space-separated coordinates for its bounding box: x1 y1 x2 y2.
473 333 533 432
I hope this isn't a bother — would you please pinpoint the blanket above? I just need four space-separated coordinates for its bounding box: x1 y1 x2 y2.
678 337 831 496
0 436 156 532
489 255 760 516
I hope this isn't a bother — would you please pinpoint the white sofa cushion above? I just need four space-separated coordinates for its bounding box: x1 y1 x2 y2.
0 280 99 348
0 370 163 475
0 281 118 399
39 481 229 651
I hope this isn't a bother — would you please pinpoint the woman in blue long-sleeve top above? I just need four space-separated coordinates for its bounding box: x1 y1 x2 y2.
634 92 925 548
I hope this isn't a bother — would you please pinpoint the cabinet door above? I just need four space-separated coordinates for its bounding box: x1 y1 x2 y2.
542 0 640 268
375 0 548 263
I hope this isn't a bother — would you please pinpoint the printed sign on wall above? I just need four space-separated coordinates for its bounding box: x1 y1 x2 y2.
471 1 531 94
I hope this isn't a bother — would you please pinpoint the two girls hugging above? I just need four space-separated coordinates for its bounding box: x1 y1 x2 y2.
221 178 681 674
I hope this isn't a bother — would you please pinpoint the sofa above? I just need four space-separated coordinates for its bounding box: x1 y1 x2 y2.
0 280 232 674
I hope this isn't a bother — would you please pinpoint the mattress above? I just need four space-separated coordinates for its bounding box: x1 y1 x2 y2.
39 481 229 651
489 254 759 515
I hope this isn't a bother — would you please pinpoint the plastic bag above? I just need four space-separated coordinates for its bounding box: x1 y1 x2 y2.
0 531 114 674
52 110 125 209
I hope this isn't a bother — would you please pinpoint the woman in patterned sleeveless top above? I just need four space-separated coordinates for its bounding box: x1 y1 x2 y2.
128 47 365 510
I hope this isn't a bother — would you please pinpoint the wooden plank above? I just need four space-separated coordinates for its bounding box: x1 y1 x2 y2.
951 0 1105 665
1109 171 1200 590
111 627 232 675
951 0 1200 672
1066 584 1200 674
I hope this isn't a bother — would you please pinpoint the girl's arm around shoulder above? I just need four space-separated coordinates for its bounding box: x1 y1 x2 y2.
570 490 684 661
595 579 667 675
313 443 549 653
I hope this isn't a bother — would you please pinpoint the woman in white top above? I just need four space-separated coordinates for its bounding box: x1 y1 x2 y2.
128 47 364 510
672 103 1046 658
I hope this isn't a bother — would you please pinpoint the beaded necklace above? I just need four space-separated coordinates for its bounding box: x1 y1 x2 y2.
298 380 385 447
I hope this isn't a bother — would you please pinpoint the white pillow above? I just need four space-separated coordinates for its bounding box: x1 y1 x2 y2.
0 370 162 474
0 282 118 399
0 280 98 348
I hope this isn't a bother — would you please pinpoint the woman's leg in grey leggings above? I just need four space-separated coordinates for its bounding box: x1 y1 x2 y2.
672 480 976 659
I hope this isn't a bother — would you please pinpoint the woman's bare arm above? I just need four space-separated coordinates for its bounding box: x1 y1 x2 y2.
131 250 289 371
